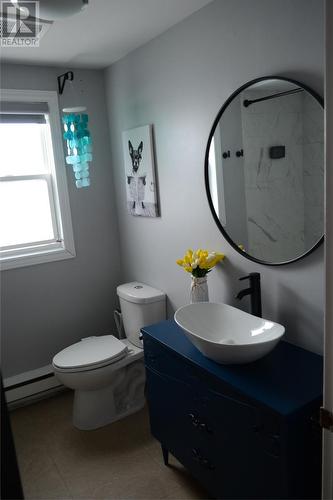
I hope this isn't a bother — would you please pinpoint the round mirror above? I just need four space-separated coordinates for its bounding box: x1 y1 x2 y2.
205 76 324 265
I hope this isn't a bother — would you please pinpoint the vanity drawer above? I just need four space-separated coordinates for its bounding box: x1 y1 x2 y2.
143 335 190 380
146 360 286 499
146 366 284 498
145 367 205 448
145 367 225 496
144 335 253 404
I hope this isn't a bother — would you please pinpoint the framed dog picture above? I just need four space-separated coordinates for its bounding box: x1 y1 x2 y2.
122 125 159 217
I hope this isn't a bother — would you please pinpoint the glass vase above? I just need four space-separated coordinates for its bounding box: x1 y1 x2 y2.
190 276 209 303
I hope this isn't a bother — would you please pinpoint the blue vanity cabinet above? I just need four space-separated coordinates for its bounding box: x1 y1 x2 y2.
142 320 323 500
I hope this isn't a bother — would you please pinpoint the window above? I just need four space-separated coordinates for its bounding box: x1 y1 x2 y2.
0 89 75 270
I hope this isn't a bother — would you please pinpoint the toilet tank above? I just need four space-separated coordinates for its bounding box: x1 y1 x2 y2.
117 282 166 348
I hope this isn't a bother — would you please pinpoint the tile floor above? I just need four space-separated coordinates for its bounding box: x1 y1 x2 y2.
10 391 209 499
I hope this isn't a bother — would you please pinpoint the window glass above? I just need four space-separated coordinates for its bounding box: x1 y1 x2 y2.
0 122 48 177
0 179 55 247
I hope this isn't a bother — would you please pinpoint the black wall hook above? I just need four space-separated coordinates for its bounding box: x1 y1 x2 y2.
57 71 74 95
222 150 230 159
236 149 244 158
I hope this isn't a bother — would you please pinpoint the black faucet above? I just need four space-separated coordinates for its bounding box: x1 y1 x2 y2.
236 273 262 318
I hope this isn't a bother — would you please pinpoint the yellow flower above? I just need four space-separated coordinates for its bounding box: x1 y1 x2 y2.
214 253 225 263
176 248 225 276
203 252 225 270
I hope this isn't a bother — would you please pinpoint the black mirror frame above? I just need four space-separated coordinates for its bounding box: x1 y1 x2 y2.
204 75 324 266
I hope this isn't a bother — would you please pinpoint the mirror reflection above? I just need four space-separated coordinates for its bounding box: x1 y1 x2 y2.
207 78 324 264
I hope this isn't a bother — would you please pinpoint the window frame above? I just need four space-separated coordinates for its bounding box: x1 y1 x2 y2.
0 89 76 270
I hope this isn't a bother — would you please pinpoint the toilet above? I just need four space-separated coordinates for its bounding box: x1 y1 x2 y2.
52 282 166 430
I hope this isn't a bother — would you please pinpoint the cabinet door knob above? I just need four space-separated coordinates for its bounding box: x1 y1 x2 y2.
200 422 213 433
188 413 199 427
188 413 213 433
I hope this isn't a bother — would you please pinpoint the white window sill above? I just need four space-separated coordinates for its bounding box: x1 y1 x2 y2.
0 246 76 271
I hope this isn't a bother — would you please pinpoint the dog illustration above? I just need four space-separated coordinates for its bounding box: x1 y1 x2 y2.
127 140 146 211
129 140 143 173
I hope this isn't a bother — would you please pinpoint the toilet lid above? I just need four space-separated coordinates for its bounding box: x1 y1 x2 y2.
52 335 128 370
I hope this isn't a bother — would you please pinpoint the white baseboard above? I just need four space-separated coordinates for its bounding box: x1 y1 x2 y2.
3 365 66 409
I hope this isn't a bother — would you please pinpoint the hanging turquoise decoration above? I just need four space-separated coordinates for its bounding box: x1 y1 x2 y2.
62 108 92 188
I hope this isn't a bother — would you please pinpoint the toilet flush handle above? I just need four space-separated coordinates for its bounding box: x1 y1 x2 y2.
114 309 125 339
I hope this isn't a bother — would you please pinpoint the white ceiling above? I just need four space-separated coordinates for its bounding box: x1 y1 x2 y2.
1 0 214 69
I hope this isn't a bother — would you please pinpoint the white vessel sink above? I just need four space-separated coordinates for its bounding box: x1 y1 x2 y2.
174 302 285 364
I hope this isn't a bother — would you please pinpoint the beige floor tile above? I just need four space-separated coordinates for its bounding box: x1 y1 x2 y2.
143 446 209 500
16 446 72 499
92 472 171 499
91 460 208 500
54 450 163 498
10 392 208 500
159 464 210 500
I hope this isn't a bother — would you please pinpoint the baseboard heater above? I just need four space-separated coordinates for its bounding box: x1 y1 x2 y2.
3 365 65 409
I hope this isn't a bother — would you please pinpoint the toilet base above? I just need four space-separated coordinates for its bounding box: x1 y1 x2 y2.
72 360 145 430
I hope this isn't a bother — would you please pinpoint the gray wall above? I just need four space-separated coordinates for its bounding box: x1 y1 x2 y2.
1 64 121 377
105 0 324 354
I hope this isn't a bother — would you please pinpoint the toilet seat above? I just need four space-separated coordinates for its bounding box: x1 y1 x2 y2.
52 335 128 373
